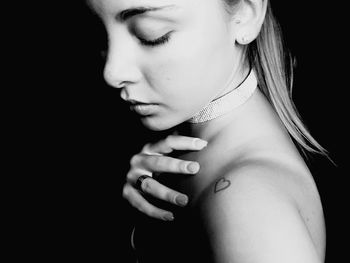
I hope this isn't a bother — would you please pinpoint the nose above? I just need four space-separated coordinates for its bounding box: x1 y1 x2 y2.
103 39 142 89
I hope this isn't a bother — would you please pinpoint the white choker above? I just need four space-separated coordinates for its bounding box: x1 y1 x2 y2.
188 69 258 123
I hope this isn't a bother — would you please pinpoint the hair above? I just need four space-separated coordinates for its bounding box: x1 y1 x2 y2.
224 0 328 157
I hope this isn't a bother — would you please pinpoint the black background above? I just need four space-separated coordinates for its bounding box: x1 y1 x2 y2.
14 1 345 262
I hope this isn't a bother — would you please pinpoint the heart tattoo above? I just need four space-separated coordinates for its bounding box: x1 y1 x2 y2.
214 177 231 193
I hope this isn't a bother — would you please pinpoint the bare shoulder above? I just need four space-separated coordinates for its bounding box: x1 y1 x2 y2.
197 161 324 263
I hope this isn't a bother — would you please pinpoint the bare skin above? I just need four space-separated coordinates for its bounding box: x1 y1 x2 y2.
136 88 326 262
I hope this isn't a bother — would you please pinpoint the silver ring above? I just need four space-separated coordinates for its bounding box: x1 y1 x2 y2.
135 175 152 192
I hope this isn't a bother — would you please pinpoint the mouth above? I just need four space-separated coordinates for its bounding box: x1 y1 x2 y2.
127 100 159 116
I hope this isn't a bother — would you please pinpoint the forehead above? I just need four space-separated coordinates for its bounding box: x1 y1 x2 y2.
91 0 187 10
89 0 229 26
89 0 217 15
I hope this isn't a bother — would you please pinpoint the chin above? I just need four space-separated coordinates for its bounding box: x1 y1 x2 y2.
140 115 182 132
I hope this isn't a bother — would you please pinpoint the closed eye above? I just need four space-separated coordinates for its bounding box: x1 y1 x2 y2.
138 31 173 47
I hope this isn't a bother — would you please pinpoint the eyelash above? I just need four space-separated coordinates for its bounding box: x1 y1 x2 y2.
100 32 173 57
138 32 173 47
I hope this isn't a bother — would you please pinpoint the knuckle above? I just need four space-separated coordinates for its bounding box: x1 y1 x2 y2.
180 161 189 173
126 171 134 181
165 135 174 145
140 154 152 167
136 204 153 217
146 209 158 218
122 185 130 199
143 142 151 149
141 143 152 153
166 191 176 203
142 178 152 192
167 159 180 172
130 155 140 166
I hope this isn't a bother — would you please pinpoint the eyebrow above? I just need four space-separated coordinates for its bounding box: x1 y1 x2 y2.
118 5 178 21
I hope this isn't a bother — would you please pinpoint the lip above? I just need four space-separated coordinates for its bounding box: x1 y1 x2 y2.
129 102 158 116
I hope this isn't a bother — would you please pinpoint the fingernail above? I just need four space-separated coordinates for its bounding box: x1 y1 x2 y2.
163 213 174 221
175 195 188 207
193 139 208 149
187 162 200 174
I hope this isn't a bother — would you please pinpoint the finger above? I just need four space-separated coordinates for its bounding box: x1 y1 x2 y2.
123 184 175 221
142 135 208 155
129 154 200 176
126 167 152 185
139 155 200 175
140 177 189 207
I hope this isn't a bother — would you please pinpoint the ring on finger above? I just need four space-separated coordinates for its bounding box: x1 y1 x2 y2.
135 175 152 193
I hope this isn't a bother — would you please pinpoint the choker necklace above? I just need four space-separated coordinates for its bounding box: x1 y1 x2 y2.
188 68 257 123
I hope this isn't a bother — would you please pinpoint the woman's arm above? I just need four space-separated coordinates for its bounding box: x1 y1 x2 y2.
199 168 322 263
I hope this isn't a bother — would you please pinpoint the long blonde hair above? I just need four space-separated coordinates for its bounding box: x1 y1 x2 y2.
226 0 327 156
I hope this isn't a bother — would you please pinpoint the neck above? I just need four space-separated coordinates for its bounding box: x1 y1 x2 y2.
175 106 242 142
175 88 294 159
177 66 252 140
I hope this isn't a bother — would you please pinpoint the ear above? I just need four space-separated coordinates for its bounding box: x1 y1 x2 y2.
230 0 267 45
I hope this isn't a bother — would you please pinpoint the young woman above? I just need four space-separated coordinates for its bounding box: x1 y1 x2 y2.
88 0 326 262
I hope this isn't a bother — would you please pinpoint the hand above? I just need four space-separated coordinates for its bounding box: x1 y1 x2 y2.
122 135 208 221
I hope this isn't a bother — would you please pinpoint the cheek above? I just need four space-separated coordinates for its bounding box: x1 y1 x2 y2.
146 30 236 110
141 5 238 127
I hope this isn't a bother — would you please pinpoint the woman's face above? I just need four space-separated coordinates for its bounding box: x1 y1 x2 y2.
91 0 243 130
